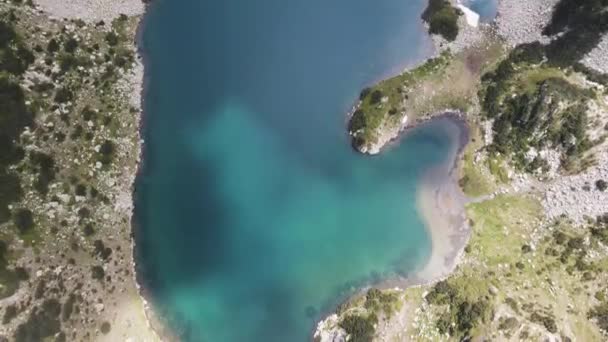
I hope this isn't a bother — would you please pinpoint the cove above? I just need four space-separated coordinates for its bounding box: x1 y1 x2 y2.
134 0 490 341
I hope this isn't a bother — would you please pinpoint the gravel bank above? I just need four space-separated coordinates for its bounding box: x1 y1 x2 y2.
583 34 608 74
34 0 144 22
495 0 557 47
542 151 608 225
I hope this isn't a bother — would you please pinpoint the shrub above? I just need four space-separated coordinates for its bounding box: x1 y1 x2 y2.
0 21 33 75
99 140 115 165
105 32 119 46
61 294 77 321
91 265 105 281
339 314 377 342
30 152 55 195
53 88 73 103
425 280 456 305
58 54 78 72
83 223 95 237
2 304 17 324
596 180 607 191
63 38 78 53
349 110 367 133
12 208 34 234
93 240 112 261
530 312 557 333
0 171 23 223
589 301 608 333
100 321 111 334
369 90 383 104
13 299 62 342
0 21 16 46
75 184 86 196
46 38 59 53
421 0 461 41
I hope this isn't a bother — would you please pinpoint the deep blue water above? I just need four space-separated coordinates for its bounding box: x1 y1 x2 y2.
135 0 495 341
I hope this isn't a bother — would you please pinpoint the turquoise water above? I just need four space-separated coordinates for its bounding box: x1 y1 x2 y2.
135 0 494 341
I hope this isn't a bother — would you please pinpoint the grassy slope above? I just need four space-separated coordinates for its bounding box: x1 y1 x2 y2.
402 195 608 340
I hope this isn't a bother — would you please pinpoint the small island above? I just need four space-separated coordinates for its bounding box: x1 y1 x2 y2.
318 0 608 340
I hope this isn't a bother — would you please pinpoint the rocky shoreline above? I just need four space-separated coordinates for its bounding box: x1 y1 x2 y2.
0 0 170 340
320 0 608 340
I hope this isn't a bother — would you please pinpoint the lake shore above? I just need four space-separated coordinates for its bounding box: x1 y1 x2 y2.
25 0 171 340
414 115 470 284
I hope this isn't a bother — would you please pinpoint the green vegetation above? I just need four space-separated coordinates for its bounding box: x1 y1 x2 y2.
421 0 462 41
588 301 608 333
363 288 400 318
339 314 377 342
0 239 20 299
0 20 34 75
14 299 62 342
100 321 111 334
333 288 402 341
3 304 17 324
0 4 144 339
425 279 493 338
349 36 505 153
350 52 452 149
375 196 608 339
479 42 598 172
91 265 105 281
596 180 607 191
12 207 33 234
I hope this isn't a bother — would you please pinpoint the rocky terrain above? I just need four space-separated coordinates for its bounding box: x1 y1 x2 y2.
318 0 608 340
495 0 557 47
584 34 608 74
0 1 161 341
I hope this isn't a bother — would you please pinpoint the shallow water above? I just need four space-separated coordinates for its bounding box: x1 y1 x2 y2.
135 0 495 341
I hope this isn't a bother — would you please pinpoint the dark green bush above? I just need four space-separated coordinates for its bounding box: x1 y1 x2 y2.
30 151 55 195
421 0 461 41
0 171 22 223
100 321 111 334
0 21 33 75
91 265 105 281
2 304 17 324
596 180 607 191
349 110 367 133
99 140 115 165
339 314 377 342
63 37 78 53
93 240 112 261
46 38 59 53
83 223 95 236
105 32 119 46
530 312 557 333
369 90 383 104
61 294 77 321
12 208 34 234
53 88 73 103
14 299 62 342
588 301 608 332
